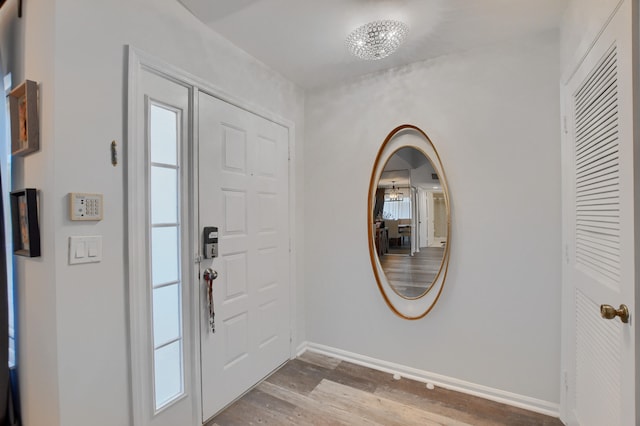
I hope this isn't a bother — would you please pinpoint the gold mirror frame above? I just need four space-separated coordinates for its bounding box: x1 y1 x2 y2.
368 124 451 320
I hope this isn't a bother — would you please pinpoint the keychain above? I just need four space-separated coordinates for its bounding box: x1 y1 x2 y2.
203 268 218 333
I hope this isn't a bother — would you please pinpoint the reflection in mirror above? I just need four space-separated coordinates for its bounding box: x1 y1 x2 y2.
373 147 447 299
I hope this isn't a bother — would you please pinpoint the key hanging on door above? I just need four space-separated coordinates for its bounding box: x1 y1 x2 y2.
203 268 218 333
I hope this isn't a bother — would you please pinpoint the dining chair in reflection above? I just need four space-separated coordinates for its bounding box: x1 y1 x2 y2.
387 220 400 247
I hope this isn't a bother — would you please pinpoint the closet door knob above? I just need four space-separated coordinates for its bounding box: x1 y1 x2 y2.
600 304 629 323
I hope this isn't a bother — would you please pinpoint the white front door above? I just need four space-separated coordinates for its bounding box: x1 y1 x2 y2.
561 1 636 424
198 92 291 422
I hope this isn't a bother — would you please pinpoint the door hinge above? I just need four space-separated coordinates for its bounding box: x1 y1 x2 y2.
564 244 570 265
563 116 568 135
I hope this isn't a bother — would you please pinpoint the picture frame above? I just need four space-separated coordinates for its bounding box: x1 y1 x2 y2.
10 189 40 257
8 80 39 157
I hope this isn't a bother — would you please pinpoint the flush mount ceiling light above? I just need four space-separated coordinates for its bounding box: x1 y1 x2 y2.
346 20 409 60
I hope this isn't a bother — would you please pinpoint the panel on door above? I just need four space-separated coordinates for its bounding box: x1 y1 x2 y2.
198 92 290 422
561 1 635 424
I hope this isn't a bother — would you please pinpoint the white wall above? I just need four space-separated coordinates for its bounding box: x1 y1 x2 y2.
11 0 305 425
1 1 62 425
304 30 562 404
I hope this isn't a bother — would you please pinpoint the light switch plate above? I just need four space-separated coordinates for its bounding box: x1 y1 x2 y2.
69 193 103 221
69 236 102 265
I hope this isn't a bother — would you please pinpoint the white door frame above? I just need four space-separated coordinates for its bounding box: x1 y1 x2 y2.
127 46 297 425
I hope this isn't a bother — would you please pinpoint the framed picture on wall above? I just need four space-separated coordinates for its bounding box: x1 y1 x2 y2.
10 189 40 257
8 80 39 157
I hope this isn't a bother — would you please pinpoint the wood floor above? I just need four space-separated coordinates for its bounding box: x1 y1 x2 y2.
380 246 445 298
207 352 563 426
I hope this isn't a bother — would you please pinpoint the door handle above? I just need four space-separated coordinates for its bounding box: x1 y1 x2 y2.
600 304 629 323
203 268 218 282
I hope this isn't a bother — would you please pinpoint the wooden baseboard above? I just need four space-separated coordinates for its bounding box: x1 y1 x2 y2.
296 341 560 418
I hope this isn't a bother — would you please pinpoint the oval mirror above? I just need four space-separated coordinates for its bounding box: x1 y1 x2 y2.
368 125 451 319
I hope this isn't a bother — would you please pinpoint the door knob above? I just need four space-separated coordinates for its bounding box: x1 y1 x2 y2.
600 304 629 323
203 268 218 282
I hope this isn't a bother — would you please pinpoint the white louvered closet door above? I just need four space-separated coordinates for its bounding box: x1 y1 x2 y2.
561 1 635 425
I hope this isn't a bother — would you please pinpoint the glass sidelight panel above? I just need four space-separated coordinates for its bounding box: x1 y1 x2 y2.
149 102 184 410
154 340 183 408
150 105 178 165
153 284 181 346
151 226 179 285
151 166 178 224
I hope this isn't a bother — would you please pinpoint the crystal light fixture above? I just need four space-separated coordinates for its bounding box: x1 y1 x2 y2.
346 20 409 60
386 181 404 201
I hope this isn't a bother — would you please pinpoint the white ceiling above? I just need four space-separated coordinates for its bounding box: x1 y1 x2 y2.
379 147 439 189
177 0 567 89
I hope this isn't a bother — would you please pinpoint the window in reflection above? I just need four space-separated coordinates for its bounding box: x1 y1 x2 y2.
382 194 411 220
